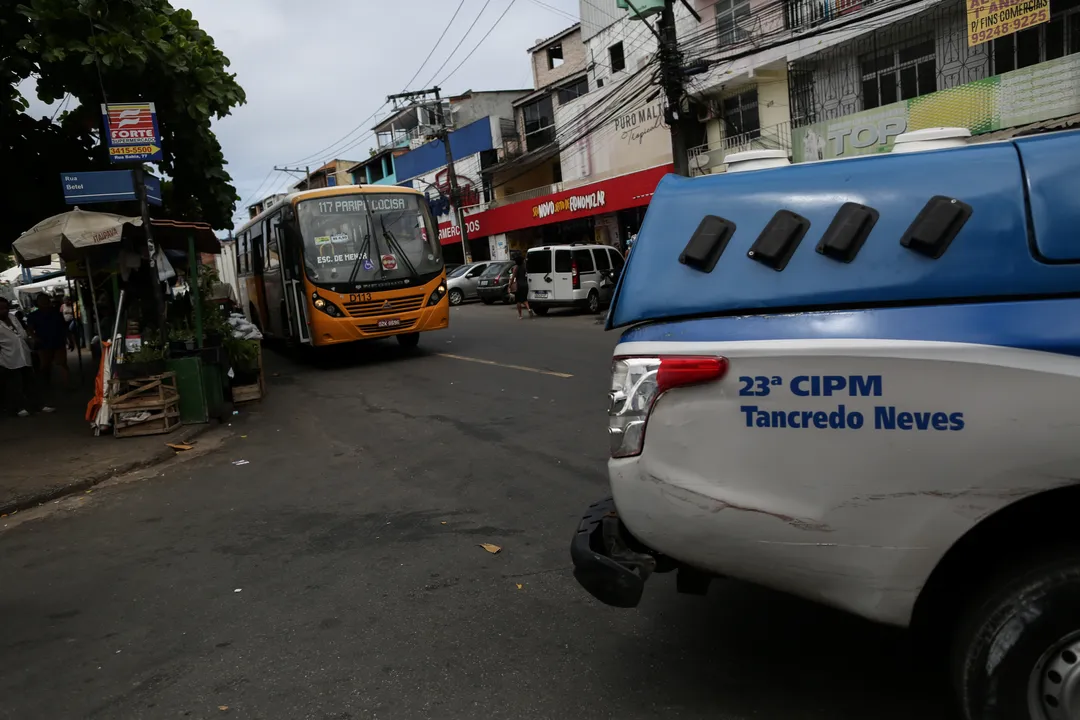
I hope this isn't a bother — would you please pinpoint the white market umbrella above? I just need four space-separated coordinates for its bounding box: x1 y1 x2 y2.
13 207 142 267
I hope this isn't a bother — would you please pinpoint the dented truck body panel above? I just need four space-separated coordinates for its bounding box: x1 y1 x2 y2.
611 332 1080 626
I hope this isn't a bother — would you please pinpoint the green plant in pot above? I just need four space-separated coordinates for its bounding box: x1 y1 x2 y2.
224 336 260 385
117 340 168 380
168 323 196 352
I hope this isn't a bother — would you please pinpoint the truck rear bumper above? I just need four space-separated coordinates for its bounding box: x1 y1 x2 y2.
570 496 660 608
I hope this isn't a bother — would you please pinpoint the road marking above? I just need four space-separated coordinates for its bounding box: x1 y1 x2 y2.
434 352 573 378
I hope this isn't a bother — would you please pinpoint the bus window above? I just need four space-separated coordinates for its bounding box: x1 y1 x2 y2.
266 222 281 271
238 231 249 274
250 221 263 274
295 193 442 286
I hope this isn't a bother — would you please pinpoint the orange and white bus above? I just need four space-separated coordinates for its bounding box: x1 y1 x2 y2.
234 185 449 349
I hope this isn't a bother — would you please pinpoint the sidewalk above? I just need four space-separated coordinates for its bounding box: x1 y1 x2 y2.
0 352 210 515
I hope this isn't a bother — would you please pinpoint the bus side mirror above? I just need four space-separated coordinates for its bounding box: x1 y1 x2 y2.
282 206 296 223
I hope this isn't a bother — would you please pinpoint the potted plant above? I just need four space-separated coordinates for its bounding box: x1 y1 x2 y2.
116 341 168 380
224 335 260 386
168 323 196 353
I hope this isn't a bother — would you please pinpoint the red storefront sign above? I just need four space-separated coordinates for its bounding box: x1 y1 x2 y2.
436 163 673 244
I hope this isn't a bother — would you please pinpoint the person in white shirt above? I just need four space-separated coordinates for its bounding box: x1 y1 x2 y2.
0 297 54 417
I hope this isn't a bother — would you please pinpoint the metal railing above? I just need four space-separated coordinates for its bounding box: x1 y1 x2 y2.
485 181 566 210
687 121 792 176
784 0 876 32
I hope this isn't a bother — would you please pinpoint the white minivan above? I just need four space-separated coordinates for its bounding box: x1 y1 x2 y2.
525 244 625 315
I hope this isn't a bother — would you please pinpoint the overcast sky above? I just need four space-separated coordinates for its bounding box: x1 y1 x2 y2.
23 0 582 228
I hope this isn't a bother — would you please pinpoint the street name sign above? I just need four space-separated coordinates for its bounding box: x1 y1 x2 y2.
61 170 163 206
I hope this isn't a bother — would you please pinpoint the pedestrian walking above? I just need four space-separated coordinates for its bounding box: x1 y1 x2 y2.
60 294 78 350
27 293 70 390
510 255 533 320
0 298 55 417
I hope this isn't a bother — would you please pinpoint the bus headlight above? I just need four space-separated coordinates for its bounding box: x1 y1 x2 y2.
312 294 345 318
427 284 447 306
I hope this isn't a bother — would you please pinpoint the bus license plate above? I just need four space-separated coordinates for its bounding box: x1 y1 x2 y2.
377 318 401 328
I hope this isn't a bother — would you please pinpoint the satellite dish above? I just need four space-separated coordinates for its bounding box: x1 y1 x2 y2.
689 153 710 170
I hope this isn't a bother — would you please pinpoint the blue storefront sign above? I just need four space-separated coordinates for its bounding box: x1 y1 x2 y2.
61 170 163 206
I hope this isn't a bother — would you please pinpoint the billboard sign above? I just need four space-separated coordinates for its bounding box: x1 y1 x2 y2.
101 102 163 163
791 53 1080 161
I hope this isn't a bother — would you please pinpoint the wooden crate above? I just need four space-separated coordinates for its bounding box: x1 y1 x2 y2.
110 372 182 438
231 343 265 404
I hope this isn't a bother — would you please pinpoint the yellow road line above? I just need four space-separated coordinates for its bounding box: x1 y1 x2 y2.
434 352 573 378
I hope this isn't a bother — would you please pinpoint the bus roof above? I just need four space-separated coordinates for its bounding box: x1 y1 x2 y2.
235 184 422 236
608 128 1080 330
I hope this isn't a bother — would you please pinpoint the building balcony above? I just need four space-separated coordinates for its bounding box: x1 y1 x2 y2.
784 0 876 32
485 182 565 210
688 121 792 176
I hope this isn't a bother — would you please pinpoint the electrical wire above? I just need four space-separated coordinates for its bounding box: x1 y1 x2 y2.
439 0 520 85
297 0 506 165
49 93 71 123
481 60 659 195
282 101 388 167
419 0 496 90
526 0 578 21
403 0 469 91
236 168 278 217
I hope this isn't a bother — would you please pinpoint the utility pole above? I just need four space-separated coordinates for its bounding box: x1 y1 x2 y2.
132 165 166 347
624 0 699 177
656 0 689 177
387 86 471 264
275 165 311 191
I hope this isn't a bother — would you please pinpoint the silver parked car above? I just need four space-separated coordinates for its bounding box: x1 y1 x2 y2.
446 261 494 306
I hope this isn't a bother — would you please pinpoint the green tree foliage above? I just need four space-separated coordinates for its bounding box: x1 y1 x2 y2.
1 0 246 251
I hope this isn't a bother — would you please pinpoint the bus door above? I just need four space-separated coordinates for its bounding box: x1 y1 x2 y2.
250 222 270 330
279 214 312 344
262 214 287 339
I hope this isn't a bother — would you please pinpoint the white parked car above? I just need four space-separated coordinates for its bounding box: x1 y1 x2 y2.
525 244 624 315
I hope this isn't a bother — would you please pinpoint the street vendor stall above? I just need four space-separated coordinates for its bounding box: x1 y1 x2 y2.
11 210 247 437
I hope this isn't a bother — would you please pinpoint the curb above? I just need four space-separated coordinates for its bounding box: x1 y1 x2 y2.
0 423 214 517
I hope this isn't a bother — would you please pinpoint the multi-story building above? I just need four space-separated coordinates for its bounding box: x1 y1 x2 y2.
246 192 288 220
685 0 1080 173
454 10 707 259
378 89 530 263
290 159 360 190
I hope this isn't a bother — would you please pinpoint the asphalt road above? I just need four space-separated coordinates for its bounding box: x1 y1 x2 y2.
0 303 952 720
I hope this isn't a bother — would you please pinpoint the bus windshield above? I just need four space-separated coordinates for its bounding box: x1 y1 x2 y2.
296 193 442 287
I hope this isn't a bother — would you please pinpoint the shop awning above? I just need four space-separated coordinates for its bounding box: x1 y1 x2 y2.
146 219 221 254
436 163 673 243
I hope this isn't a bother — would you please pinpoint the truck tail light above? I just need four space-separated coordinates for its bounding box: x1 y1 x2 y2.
572 260 580 289
608 356 728 458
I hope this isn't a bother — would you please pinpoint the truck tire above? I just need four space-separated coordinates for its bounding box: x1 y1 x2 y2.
951 548 1080 719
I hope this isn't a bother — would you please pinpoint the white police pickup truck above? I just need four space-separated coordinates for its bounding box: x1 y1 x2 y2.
571 129 1080 720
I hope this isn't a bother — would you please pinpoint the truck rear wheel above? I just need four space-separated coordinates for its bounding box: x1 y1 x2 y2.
951 548 1080 719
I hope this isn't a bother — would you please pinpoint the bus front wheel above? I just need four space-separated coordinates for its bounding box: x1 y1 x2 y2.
396 332 420 350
